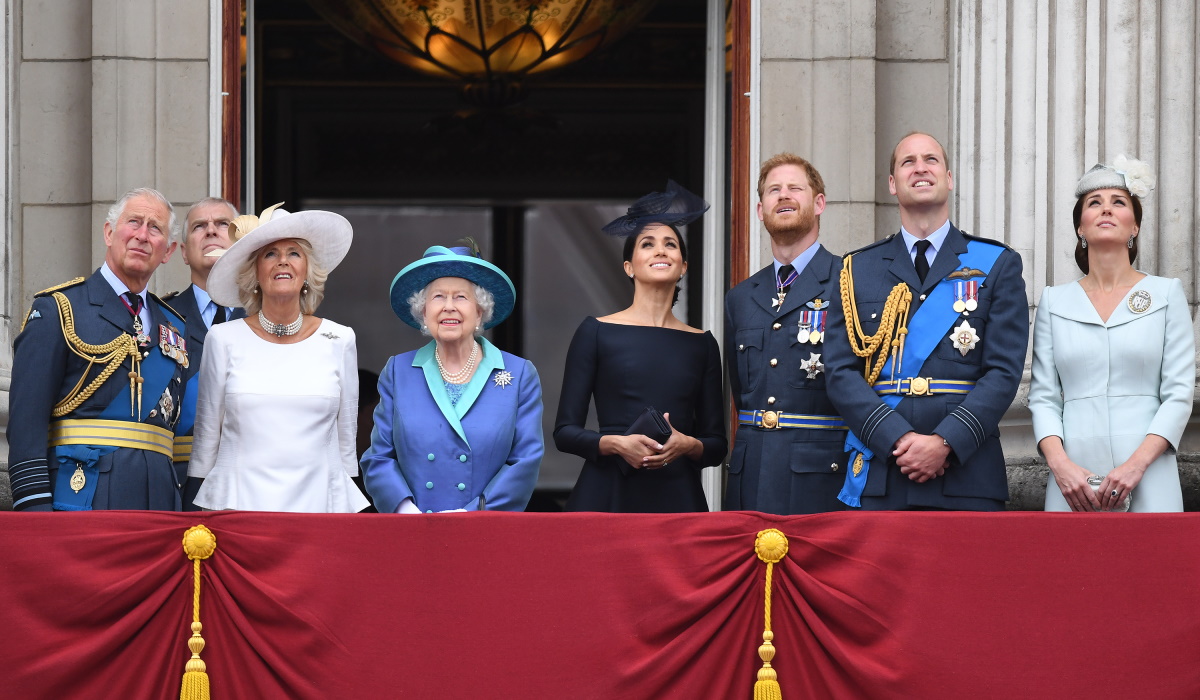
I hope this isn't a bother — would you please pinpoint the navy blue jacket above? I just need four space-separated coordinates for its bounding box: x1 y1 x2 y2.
823 226 1028 510
9 270 189 511
724 245 847 514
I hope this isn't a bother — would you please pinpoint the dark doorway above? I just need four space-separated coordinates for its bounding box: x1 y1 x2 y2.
253 0 711 499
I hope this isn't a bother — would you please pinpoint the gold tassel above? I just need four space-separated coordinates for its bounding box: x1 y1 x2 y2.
180 525 217 700
753 529 789 700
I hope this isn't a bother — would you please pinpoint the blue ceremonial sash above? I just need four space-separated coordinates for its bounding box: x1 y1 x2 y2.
97 311 184 423
51 444 118 511
53 308 185 509
838 240 1004 507
177 373 200 437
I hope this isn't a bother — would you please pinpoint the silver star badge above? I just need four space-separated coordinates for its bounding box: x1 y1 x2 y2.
800 352 824 379
493 370 513 388
949 320 980 356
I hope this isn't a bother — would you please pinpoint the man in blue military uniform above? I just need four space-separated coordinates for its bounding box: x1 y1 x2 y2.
9 187 191 511
824 132 1028 511
724 153 847 514
161 197 244 509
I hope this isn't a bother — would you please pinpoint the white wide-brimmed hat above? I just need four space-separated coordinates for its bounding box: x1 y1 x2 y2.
205 203 353 307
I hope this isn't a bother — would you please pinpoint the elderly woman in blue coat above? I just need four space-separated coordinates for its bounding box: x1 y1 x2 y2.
362 244 544 513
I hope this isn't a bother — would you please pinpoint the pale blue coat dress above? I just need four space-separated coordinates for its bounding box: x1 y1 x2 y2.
361 338 544 513
1030 275 1195 512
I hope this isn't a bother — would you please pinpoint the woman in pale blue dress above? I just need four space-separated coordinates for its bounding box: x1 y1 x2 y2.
1030 157 1194 512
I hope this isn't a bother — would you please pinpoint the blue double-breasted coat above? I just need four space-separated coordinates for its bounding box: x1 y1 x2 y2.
361 338 544 513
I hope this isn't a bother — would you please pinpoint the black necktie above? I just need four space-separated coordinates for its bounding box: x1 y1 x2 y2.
777 264 795 292
914 240 931 283
213 305 227 325
123 291 144 316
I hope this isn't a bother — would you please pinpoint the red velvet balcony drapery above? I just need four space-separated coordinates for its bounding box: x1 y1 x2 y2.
2 511 1198 699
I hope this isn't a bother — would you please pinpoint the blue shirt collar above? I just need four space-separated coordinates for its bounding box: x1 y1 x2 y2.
191 284 213 310
771 240 821 279
900 220 952 261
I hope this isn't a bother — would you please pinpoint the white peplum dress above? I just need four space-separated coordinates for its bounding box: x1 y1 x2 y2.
189 318 369 513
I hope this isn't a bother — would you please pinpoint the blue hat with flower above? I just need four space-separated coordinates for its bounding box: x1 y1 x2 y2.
389 244 516 330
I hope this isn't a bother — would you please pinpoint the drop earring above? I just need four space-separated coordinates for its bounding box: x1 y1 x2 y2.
1080 237 1087 249
1127 235 1135 249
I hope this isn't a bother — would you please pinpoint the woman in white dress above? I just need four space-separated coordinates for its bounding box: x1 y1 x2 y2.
1030 158 1195 512
186 204 369 512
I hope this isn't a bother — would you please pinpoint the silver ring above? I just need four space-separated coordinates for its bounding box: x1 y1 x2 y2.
1111 489 1119 498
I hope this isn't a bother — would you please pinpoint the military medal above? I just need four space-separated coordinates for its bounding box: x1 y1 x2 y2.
132 316 151 346
801 352 824 379
70 465 86 493
1127 289 1151 313
159 325 190 368
773 266 799 311
953 281 980 314
805 299 827 344
950 320 981 356
796 318 811 344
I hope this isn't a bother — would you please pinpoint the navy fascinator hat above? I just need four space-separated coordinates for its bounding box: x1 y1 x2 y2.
601 180 709 236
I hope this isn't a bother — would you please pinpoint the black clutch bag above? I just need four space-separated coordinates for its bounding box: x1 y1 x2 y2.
625 406 671 445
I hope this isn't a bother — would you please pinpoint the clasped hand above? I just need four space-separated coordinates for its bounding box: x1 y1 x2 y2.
893 432 951 483
603 412 698 469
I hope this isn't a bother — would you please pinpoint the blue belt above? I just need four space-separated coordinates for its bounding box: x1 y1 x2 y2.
871 378 976 397
737 409 847 431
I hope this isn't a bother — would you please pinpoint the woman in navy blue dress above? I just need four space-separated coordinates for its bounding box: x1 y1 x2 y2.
554 181 727 512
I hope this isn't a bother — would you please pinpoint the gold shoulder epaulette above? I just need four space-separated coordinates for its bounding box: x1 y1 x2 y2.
34 277 86 297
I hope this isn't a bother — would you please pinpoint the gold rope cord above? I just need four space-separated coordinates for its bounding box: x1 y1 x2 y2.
838 255 913 384
180 525 217 700
49 292 141 418
752 529 789 700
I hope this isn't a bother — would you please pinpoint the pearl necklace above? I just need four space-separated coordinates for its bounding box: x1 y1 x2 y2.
436 341 479 384
258 310 304 337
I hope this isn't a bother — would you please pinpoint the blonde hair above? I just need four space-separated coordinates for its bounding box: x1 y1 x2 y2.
235 238 328 315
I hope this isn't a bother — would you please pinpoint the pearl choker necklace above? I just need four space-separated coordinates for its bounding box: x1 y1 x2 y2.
258 311 304 337
436 341 479 384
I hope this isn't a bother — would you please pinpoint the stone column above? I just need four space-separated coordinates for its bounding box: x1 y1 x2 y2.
953 0 1200 507
2 0 217 508
757 0 878 260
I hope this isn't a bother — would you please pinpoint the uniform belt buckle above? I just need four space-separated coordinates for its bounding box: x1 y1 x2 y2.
906 377 932 396
760 410 780 429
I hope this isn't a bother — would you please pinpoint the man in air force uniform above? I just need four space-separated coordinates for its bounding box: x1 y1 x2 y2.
161 197 244 508
9 187 190 511
725 153 847 514
823 133 1028 511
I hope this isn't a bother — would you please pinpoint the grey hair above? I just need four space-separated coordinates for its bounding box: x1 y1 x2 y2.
106 187 178 241
408 282 495 336
177 197 238 245
235 238 329 315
